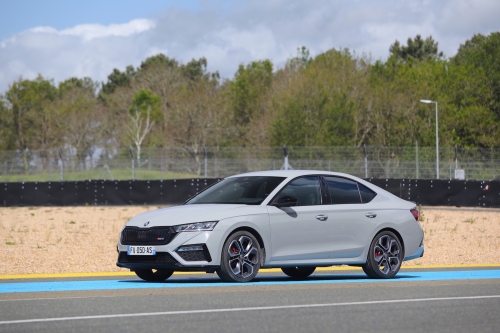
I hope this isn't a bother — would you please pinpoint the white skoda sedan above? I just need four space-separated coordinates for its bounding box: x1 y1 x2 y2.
117 170 424 282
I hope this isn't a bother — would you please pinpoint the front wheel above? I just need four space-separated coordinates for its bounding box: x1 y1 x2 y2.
135 269 174 282
362 231 403 279
216 231 261 282
281 266 316 279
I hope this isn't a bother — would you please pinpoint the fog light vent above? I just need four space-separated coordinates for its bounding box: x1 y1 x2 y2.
176 244 211 262
177 245 203 252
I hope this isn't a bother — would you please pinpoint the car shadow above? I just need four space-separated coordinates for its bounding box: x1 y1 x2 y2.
117 274 418 284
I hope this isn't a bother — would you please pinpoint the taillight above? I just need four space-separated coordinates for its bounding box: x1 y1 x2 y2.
410 209 419 221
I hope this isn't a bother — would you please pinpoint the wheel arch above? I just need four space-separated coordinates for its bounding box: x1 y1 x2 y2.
375 227 405 258
226 226 266 265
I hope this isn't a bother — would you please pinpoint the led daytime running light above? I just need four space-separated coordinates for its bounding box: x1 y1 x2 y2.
173 221 218 232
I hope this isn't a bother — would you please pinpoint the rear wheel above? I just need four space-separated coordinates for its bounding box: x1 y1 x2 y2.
362 231 403 279
281 266 316 279
216 231 261 282
135 269 174 282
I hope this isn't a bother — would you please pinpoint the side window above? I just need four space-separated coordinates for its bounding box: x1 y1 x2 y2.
324 176 361 204
273 176 321 206
358 183 377 203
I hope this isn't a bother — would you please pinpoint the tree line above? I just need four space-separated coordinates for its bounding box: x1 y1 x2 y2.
1 32 499 167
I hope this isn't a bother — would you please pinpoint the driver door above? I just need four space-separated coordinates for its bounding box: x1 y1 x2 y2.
267 176 332 261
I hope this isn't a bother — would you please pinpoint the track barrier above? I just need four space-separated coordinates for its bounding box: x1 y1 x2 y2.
367 179 499 208
0 178 498 207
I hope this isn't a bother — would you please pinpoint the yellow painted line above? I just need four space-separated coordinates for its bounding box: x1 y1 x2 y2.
402 264 500 269
0 272 135 280
0 271 205 280
1 264 500 280
265 264 500 272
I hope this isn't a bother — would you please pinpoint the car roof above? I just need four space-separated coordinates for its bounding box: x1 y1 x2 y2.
227 170 362 180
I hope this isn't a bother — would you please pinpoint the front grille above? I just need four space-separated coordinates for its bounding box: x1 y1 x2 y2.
121 227 176 245
118 252 178 264
177 250 207 262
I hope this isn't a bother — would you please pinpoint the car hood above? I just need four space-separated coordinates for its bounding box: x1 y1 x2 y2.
125 204 266 228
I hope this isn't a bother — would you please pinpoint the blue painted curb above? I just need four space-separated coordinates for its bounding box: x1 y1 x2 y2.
1 270 499 294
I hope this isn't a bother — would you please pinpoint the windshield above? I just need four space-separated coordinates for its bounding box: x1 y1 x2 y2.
186 176 286 205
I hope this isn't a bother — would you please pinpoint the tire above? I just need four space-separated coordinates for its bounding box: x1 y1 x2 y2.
135 269 174 282
216 231 261 282
362 231 403 279
281 266 316 279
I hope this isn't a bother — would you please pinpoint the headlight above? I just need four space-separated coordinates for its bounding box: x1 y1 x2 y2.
173 221 218 232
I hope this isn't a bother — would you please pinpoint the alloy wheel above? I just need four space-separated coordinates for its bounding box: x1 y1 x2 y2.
227 235 259 279
373 234 400 275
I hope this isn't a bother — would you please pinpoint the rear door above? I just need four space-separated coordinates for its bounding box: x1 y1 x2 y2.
267 176 332 261
321 176 378 259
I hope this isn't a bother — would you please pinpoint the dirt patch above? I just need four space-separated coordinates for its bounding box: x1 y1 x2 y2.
0 206 158 275
0 206 499 275
404 207 500 266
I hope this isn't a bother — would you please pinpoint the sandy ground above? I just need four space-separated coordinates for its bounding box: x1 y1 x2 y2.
0 206 499 275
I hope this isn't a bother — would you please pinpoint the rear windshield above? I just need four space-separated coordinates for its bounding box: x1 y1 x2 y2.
186 176 286 205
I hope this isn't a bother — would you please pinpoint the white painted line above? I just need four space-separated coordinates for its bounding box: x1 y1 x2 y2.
1 295 499 325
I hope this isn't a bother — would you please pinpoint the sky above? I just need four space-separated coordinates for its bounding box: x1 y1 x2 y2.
0 0 499 93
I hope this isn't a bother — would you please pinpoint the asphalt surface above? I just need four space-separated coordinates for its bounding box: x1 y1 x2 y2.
1 268 499 333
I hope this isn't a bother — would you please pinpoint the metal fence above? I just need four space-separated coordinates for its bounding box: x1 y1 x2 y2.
0 146 499 182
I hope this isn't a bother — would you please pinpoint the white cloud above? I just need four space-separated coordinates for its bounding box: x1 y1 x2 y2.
439 0 500 35
0 0 498 93
59 19 155 41
0 19 156 91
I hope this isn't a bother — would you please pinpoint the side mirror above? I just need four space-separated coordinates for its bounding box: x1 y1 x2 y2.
273 195 298 207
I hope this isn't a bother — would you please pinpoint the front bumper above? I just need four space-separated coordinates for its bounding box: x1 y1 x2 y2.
116 252 219 272
116 229 224 271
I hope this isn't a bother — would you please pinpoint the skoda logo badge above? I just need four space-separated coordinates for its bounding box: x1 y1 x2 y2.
144 221 150 227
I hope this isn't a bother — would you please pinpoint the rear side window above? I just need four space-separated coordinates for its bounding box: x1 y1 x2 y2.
358 183 377 203
324 176 361 204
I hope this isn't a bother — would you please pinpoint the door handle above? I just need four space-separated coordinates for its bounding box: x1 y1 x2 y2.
316 215 328 221
365 213 377 218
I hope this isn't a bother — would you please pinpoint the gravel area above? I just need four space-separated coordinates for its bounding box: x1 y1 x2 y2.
0 206 499 275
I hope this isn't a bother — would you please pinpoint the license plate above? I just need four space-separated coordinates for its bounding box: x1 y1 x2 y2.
127 246 156 256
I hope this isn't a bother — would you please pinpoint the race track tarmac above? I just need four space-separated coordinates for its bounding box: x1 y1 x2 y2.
1 267 499 333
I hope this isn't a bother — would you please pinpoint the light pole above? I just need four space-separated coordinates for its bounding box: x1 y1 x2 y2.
420 99 439 179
